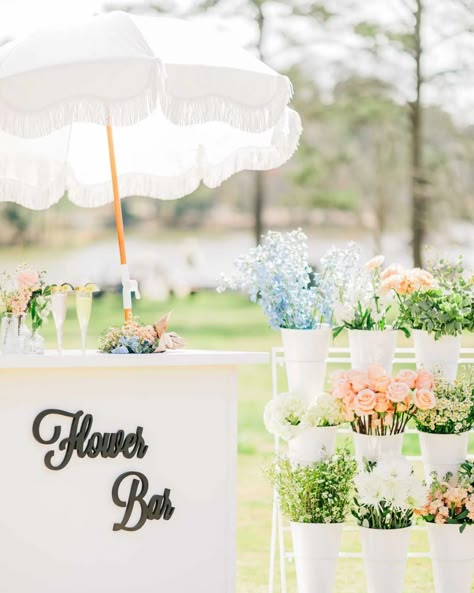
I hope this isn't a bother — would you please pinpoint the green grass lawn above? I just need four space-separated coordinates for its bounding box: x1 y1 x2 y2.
38 291 474 593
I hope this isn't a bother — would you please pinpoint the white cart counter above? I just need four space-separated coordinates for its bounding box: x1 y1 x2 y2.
0 349 268 593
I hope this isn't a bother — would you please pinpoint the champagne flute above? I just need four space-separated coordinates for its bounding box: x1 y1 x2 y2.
51 292 68 354
75 290 92 355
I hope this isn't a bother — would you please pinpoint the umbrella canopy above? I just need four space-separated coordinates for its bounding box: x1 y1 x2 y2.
0 11 302 318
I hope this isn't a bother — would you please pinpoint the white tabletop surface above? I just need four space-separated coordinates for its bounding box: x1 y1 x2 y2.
0 349 269 369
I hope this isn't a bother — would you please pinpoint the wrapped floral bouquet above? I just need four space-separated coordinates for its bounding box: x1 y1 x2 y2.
99 314 184 354
330 364 436 435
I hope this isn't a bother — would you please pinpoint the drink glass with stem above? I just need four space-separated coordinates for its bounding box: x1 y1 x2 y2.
50 290 69 354
76 290 93 355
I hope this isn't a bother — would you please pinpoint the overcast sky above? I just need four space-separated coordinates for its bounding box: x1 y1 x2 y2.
1 0 473 124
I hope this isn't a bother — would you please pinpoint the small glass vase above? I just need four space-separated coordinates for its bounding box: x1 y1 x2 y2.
23 330 45 355
1 313 27 354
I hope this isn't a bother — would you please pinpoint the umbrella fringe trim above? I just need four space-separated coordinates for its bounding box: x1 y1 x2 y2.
0 109 302 209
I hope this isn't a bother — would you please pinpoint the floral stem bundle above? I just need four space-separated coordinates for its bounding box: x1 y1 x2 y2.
330 364 436 436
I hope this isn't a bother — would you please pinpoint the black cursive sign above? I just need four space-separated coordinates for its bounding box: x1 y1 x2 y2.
112 471 175 531
32 409 148 471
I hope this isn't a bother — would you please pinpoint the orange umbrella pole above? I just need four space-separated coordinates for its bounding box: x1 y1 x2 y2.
106 123 140 322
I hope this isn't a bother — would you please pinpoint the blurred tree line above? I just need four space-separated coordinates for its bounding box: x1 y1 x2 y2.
1 0 472 265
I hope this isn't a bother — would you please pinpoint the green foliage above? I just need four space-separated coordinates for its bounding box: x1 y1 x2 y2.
415 370 474 434
266 449 356 523
396 257 473 338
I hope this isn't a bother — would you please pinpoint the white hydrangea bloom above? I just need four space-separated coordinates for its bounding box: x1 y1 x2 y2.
304 393 345 427
263 393 308 441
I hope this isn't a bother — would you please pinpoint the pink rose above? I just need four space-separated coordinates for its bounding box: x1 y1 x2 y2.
396 369 418 389
387 381 410 403
381 264 404 280
373 375 391 393
347 370 369 393
414 388 436 410
16 269 39 291
367 364 387 383
332 378 352 399
353 388 376 416
415 369 435 390
374 394 390 413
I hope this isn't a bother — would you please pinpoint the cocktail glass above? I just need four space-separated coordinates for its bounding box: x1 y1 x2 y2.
51 292 68 354
75 291 92 355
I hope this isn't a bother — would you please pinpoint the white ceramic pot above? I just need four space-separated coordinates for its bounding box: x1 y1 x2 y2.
353 432 404 464
288 426 338 466
348 329 397 374
291 522 342 593
281 327 331 403
412 330 461 381
360 526 410 593
427 523 474 593
419 431 468 481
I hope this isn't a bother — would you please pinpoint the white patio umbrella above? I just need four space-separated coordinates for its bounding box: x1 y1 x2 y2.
0 11 301 319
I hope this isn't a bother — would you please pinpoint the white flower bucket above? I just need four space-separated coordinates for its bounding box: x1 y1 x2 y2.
281 327 331 403
419 432 469 481
288 426 338 466
348 329 397 374
290 522 342 593
427 523 474 593
413 330 461 381
353 432 404 464
360 527 411 593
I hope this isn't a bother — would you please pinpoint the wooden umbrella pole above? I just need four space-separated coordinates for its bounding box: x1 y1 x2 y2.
106 123 132 322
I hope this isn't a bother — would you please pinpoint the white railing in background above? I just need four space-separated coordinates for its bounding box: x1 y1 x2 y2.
268 346 474 593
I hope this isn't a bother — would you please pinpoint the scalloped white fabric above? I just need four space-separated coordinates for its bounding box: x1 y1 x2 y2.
0 11 301 208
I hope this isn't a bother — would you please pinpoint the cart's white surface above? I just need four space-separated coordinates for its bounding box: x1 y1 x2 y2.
0 349 268 593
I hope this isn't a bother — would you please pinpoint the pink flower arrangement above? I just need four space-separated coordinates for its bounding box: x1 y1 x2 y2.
380 264 435 296
330 364 436 435
419 461 474 530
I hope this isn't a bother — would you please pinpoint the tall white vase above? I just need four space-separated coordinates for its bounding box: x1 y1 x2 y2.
360 527 410 593
427 524 474 593
412 330 461 381
348 329 397 374
281 327 330 403
419 431 469 481
288 426 338 466
353 432 404 464
291 522 342 593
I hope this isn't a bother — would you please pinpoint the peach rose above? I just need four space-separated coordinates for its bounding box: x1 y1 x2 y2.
344 409 355 422
364 255 384 271
373 375 392 393
353 388 376 416
374 394 390 413
381 263 404 280
414 388 436 410
396 369 417 389
387 381 410 403
367 364 387 383
384 413 394 427
332 378 352 399
16 269 39 291
347 370 369 393
415 369 435 390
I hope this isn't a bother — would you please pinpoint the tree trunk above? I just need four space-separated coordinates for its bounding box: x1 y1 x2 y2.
411 0 426 267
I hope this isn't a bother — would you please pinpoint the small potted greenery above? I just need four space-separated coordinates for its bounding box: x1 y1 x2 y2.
353 456 426 593
419 461 474 593
267 449 356 593
415 370 474 480
390 256 473 380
